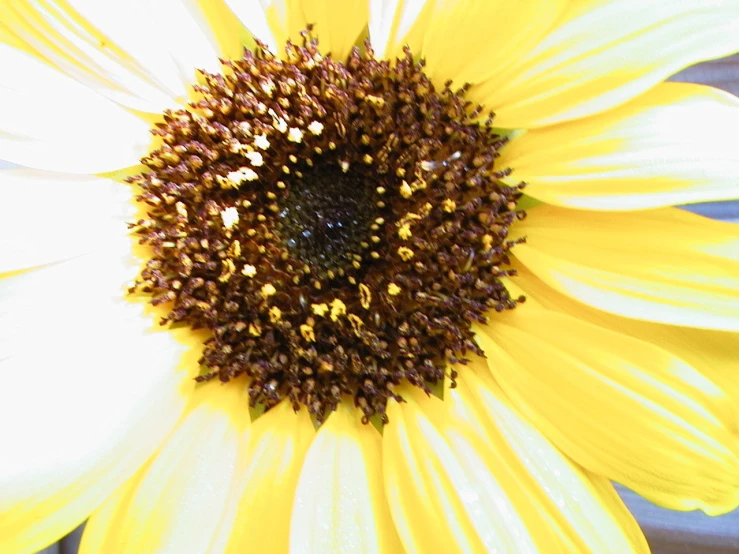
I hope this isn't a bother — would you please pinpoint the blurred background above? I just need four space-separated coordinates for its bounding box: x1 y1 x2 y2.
26 54 739 554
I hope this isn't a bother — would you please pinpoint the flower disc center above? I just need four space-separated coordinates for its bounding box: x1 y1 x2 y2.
278 166 377 277
129 33 525 423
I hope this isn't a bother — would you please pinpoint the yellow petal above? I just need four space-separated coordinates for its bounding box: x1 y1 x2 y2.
289 401 402 554
513 262 739 411
213 400 315 554
0 169 134 273
475 308 739 514
190 0 253 61
224 0 304 55
449 368 649 553
512 205 739 331
474 0 739 128
79 382 250 554
0 239 195 554
500 83 739 210
2 0 223 113
298 0 368 60
383 388 561 553
368 0 431 60
376 0 566 88
0 43 151 173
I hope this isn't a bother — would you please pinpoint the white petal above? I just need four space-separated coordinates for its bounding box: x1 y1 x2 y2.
0 44 151 173
210 401 315 554
79 383 250 554
18 0 221 109
290 401 402 554
369 0 430 60
0 169 135 273
2 1 178 113
0 236 195 554
223 0 282 53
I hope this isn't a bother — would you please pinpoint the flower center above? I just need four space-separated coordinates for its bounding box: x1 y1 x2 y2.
129 32 524 423
276 166 378 277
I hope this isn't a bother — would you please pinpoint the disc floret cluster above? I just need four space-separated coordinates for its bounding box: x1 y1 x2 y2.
129 33 525 422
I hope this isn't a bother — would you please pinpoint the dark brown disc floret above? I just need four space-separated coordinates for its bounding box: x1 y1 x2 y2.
129 33 525 423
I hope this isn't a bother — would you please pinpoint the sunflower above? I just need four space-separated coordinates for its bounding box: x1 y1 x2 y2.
2 1 739 553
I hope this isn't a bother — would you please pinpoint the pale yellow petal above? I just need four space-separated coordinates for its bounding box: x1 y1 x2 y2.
0 169 134 273
383 388 561 553
475 0 739 128
0 44 150 173
1 1 175 113
475 308 739 514
368 0 430 60
79 382 250 554
2 0 225 113
449 368 649 553
212 400 315 554
289 401 402 554
500 83 739 210
224 0 304 55
511 205 739 331
0 237 196 554
187 0 252 61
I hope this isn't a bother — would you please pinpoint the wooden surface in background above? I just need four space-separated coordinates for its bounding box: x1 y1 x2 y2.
30 54 739 554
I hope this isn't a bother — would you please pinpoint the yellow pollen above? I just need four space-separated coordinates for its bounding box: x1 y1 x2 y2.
398 223 412 240
269 306 282 322
254 134 270 149
399 181 413 198
261 283 277 298
365 95 385 107
220 207 239 229
228 240 242 258
481 234 493 252
300 324 316 342
219 259 236 282
330 298 347 322
175 201 188 219
340 160 350 173
347 314 364 336
397 247 415 261
249 322 262 337
387 282 401 296
242 264 257 277
245 151 264 166
442 199 457 213
288 127 304 142
308 121 324 135
363 154 373 164
359 284 372 309
311 303 329 317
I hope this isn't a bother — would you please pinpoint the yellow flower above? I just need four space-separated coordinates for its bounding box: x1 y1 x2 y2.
1 1 738 553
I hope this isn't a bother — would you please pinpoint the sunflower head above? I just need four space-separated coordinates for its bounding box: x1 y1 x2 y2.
128 33 525 422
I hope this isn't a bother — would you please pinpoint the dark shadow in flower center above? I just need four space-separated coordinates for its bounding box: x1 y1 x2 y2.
277 166 377 277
